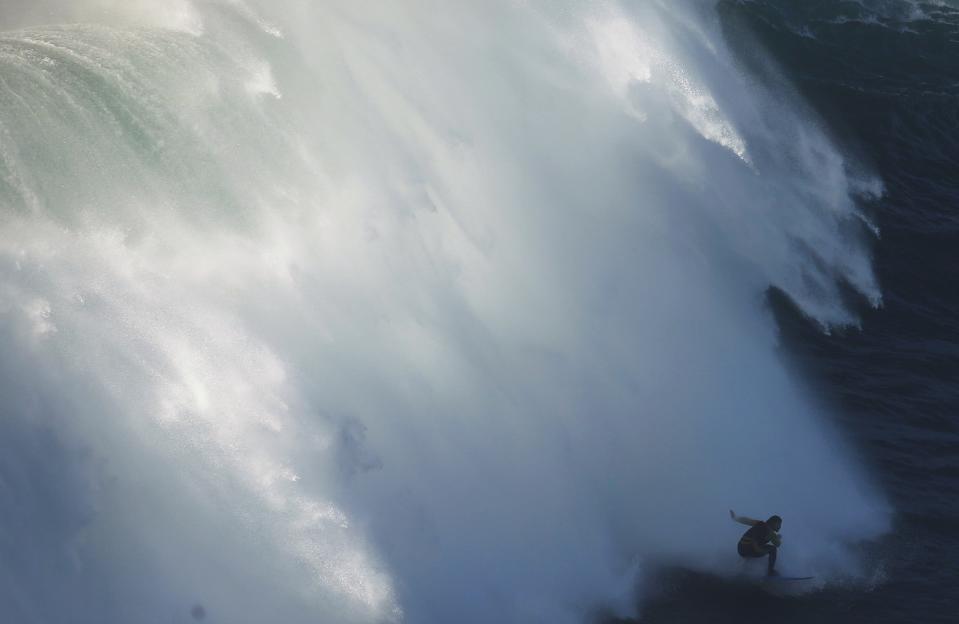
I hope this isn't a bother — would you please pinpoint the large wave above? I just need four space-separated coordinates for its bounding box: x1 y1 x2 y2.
0 1 890 622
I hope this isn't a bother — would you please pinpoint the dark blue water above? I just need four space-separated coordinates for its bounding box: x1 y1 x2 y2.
624 1 959 621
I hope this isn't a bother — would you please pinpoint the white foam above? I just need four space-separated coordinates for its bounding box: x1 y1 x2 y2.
0 2 890 623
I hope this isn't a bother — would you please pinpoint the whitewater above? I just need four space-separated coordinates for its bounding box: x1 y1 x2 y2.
0 1 891 622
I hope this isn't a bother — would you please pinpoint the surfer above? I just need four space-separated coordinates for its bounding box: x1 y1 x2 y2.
730 510 782 576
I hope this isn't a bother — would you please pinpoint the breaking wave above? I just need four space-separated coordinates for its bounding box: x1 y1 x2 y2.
0 1 890 622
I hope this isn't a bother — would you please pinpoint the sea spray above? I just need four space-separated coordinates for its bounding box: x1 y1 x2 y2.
0 1 889 622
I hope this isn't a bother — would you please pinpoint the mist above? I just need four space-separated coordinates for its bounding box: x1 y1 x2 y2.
0 1 889 622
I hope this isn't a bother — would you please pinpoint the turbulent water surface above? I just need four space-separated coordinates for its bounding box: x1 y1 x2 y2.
0 1 955 623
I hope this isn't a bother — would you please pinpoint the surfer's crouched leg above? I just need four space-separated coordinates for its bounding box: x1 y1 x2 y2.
738 540 777 573
765 544 777 573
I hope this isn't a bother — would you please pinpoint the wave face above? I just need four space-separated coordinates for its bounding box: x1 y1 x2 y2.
0 1 891 622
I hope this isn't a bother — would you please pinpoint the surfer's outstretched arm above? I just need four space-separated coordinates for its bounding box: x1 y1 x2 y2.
729 509 760 526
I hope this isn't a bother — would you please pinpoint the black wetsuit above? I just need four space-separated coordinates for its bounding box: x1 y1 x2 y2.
737 521 777 573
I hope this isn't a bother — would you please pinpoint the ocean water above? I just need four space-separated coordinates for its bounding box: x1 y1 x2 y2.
0 1 954 623
633 1 959 622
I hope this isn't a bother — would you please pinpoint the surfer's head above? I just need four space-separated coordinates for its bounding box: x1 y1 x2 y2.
767 515 782 531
